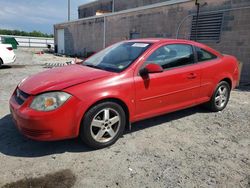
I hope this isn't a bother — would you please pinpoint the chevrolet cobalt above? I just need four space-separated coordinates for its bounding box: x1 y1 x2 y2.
10 39 239 149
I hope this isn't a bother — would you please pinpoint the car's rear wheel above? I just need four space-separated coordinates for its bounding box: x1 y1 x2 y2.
80 102 126 149
207 81 231 112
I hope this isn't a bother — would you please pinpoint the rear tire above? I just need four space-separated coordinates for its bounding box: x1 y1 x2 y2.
80 102 126 149
206 81 231 112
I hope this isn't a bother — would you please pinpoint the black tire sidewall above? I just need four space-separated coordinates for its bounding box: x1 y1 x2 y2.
211 81 231 112
0 58 3 67
80 102 126 149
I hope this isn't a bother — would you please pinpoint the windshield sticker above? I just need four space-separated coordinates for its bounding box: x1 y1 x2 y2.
118 65 124 69
132 43 149 48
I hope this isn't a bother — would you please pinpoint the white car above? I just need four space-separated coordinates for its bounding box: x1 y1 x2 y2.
0 44 16 67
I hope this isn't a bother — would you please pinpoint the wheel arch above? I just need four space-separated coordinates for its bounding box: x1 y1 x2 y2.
219 77 232 90
206 77 232 112
208 75 233 99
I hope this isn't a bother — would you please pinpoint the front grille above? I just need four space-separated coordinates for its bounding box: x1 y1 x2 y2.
14 88 30 105
21 127 51 137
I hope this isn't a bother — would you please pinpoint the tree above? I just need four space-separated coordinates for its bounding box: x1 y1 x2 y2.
0 29 54 38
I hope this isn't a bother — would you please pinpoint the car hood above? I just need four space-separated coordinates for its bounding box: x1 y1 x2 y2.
19 65 113 95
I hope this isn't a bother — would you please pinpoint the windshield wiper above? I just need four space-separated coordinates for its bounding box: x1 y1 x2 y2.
84 64 103 70
83 63 117 72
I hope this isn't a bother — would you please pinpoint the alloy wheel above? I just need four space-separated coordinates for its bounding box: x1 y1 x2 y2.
215 85 229 108
90 108 121 143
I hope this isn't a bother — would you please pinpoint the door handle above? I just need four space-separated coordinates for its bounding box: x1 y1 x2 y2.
187 73 197 79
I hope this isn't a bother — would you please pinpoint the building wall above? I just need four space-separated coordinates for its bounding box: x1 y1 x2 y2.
105 2 192 44
205 1 250 84
55 0 250 84
55 18 104 57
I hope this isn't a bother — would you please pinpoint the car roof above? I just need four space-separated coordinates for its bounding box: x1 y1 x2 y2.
125 38 194 44
125 38 223 57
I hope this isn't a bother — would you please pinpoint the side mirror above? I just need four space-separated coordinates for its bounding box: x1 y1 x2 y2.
139 63 163 76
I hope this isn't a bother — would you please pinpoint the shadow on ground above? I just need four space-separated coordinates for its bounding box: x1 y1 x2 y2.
0 115 92 157
127 106 207 133
0 65 26 69
0 106 209 157
236 86 250 92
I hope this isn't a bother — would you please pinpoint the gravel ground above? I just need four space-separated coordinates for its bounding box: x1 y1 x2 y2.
0 49 250 188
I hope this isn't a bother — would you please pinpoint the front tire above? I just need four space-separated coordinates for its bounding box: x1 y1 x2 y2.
0 58 3 68
80 102 126 149
207 81 231 112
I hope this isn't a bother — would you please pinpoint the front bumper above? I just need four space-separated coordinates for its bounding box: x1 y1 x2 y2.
9 90 83 141
4 54 16 64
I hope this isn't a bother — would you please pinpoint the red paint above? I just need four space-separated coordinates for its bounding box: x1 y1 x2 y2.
18 65 113 95
9 39 239 141
145 63 164 73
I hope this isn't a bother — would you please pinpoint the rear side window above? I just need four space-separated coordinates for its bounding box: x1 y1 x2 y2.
196 47 217 62
145 44 195 70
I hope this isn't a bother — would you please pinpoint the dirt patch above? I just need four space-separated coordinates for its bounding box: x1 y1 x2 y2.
2 169 76 188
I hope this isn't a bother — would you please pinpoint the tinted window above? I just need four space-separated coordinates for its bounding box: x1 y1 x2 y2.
196 47 217 62
145 44 195 70
83 42 151 72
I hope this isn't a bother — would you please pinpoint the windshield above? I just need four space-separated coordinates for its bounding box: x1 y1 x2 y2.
83 42 151 72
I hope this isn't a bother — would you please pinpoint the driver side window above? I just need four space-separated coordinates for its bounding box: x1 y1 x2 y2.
145 44 195 70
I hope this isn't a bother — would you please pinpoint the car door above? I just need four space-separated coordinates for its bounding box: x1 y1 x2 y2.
194 46 221 101
134 43 201 120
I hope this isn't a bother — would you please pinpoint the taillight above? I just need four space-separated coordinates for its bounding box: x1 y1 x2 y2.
7 47 13 51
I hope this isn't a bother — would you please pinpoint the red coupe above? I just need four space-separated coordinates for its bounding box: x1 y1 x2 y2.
10 39 239 149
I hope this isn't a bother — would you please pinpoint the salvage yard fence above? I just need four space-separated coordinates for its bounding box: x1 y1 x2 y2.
0 35 54 48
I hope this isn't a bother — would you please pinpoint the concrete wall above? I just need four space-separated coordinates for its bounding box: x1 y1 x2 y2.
55 17 104 57
105 2 192 44
55 0 250 84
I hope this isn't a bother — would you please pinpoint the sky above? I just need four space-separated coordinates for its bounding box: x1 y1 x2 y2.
0 0 95 34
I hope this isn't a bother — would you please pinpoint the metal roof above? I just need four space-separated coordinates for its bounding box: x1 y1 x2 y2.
78 0 111 9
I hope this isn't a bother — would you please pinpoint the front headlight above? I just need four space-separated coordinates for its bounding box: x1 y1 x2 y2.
30 92 71 111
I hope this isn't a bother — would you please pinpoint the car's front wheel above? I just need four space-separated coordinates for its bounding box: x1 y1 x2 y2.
207 81 231 112
0 58 3 68
80 101 126 149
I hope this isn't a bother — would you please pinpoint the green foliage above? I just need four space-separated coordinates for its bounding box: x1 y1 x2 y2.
0 29 53 38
